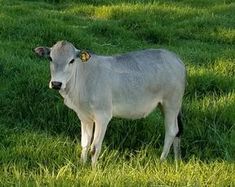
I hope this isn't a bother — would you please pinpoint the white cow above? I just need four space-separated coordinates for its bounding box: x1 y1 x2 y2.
34 41 186 167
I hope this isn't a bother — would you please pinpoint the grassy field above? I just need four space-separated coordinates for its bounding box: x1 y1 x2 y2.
0 0 234 186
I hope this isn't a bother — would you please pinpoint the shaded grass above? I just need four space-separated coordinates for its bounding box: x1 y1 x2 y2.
0 0 234 185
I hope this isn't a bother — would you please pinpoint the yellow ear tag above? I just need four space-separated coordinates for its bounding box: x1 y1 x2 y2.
80 51 90 63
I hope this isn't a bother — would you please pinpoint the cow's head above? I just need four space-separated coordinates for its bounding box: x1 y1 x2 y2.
34 41 90 90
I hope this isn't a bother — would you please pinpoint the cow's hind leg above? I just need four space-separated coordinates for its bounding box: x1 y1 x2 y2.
160 103 180 161
81 121 94 164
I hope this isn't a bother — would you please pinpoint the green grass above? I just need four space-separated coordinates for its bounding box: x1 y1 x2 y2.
0 0 234 186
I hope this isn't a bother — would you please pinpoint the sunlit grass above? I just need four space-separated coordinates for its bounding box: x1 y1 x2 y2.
64 3 201 20
0 153 234 186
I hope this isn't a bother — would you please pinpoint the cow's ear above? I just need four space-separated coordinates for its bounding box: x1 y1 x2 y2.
79 50 91 63
34 47 51 58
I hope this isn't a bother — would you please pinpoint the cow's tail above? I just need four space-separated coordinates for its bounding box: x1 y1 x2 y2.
176 110 183 137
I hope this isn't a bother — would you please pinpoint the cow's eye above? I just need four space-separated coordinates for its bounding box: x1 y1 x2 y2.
48 57 52 61
69 59 75 64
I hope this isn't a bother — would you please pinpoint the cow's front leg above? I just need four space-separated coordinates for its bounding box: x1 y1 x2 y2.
81 121 94 164
90 112 111 168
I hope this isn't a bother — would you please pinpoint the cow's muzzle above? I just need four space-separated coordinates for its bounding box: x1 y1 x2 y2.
51 81 62 90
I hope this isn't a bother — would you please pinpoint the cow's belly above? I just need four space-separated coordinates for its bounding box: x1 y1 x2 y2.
112 97 162 119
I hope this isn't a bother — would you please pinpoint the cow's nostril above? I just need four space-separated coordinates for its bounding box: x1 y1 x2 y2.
51 81 62 90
